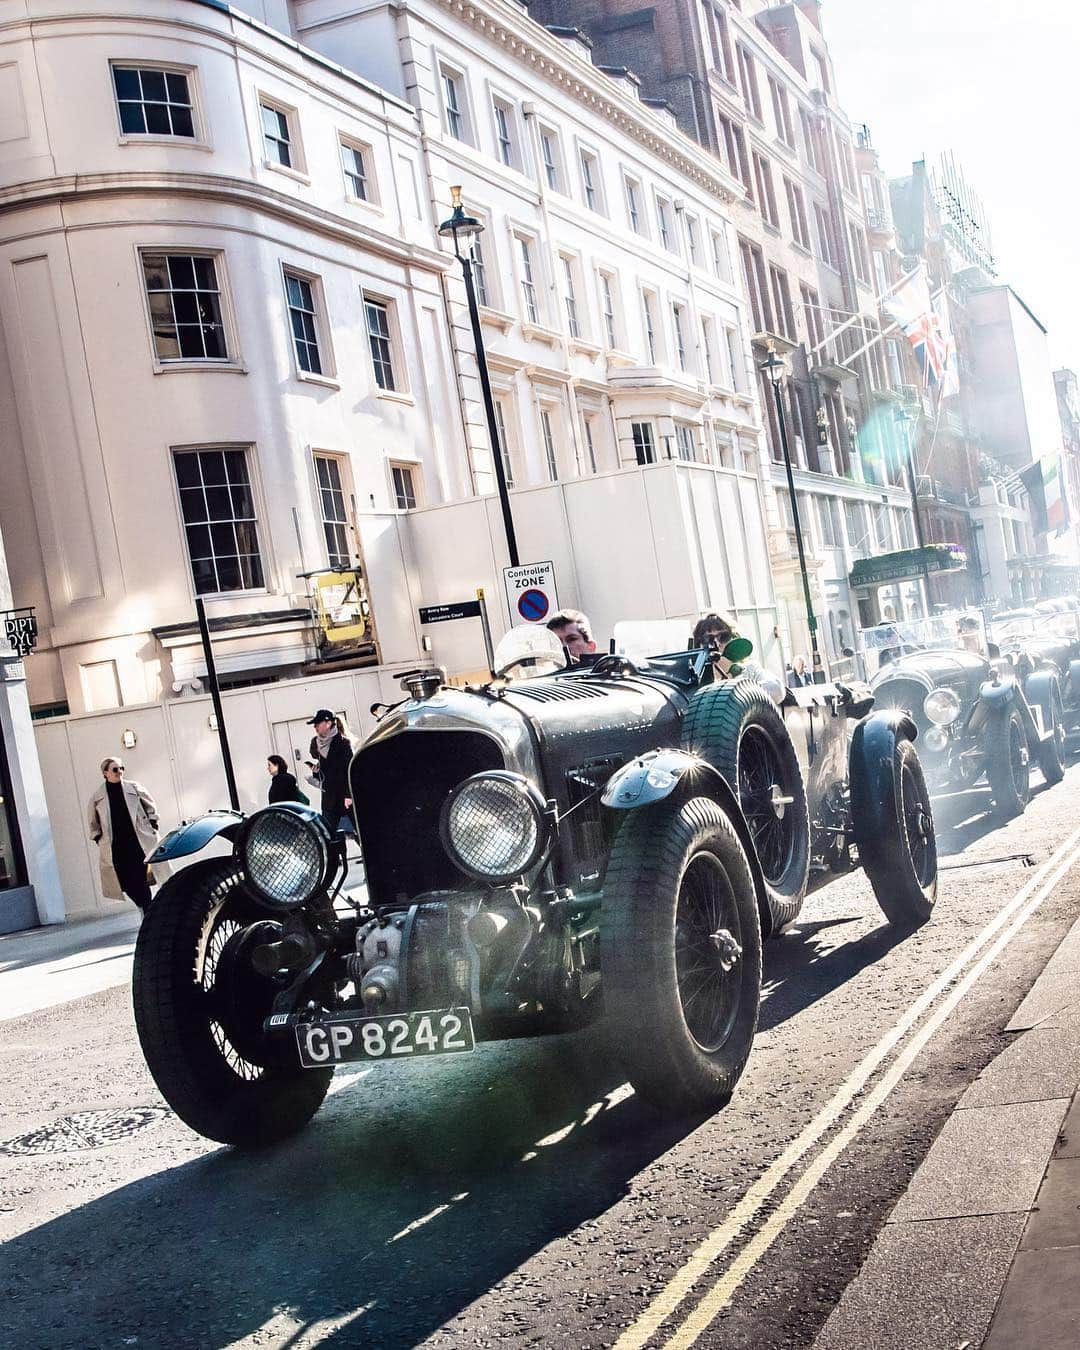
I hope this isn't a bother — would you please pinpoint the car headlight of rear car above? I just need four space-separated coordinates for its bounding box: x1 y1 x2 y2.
237 804 332 910
440 772 549 883
923 726 949 752
923 688 962 726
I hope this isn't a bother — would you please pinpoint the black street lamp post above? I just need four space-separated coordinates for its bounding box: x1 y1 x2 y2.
438 187 519 568
894 404 933 610
760 343 823 675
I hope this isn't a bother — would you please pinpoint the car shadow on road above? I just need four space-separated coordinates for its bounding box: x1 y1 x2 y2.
2 1031 703 1349
932 778 1055 856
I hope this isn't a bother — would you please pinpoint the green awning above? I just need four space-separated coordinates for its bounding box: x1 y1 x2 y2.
850 544 967 588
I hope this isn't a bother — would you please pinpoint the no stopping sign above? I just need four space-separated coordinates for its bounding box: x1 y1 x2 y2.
503 562 558 625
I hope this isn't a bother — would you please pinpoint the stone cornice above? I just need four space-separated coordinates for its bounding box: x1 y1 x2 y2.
0 171 449 271
422 0 740 205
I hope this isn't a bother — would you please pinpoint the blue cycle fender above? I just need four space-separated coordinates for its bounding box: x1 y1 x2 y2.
147 810 244 864
849 711 916 827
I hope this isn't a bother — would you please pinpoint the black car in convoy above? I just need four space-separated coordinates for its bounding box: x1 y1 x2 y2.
869 614 1066 818
990 610 1080 733
133 628 939 1146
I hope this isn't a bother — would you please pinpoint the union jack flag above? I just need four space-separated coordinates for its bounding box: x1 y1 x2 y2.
881 267 958 398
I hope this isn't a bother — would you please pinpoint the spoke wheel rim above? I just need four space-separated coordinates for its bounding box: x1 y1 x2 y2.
738 727 794 885
196 909 268 1083
900 761 934 887
675 852 742 1053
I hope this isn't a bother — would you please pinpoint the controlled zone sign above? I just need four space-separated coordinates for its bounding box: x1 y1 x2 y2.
503 561 559 625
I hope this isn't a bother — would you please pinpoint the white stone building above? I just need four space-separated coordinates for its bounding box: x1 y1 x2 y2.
0 0 780 921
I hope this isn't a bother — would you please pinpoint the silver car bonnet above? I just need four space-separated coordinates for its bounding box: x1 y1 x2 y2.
358 686 543 782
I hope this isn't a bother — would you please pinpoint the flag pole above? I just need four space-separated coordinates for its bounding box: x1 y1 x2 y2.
805 265 925 358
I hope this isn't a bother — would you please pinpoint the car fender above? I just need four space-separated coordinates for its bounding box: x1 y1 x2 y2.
1068 659 1080 703
147 810 244 864
848 711 916 839
601 749 772 935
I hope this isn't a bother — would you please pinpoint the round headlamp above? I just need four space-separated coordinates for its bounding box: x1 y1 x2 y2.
237 803 332 911
440 772 549 883
923 726 949 752
923 688 962 727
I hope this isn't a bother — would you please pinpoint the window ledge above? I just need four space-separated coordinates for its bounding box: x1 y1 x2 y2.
569 338 603 358
265 161 310 185
375 388 415 406
153 361 248 376
520 322 563 347
344 193 382 213
119 135 212 152
763 221 782 237
792 241 814 260
297 371 341 390
479 306 515 334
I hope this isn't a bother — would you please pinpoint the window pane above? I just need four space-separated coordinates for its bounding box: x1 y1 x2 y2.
118 102 145 134
144 101 171 135
165 72 188 102
113 68 141 99
140 70 167 101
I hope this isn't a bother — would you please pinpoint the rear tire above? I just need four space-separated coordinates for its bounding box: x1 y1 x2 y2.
987 707 1031 819
682 682 809 930
856 739 938 927
602 795 762 1114
133 859 332 1146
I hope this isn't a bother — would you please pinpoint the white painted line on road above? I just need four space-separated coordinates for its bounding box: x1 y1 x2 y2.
388 1192 469 1243
615 825 1080 1350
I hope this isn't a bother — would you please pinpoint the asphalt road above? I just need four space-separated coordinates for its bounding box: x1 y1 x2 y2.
4 763 1080 1350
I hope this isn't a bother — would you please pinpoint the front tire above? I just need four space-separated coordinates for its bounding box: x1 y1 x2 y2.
133 859 332 1146
855 739 938 927
601 796 762 1114
987 707 1031 819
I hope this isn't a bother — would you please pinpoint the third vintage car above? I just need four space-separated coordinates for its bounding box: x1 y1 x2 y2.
132 623 939 1146
866 611 1066 818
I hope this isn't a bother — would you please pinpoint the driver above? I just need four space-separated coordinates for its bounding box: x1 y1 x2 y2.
692 611 784 704
547 609 599 665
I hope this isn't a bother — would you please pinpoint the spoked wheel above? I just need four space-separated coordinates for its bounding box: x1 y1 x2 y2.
987 707 1031 820
133 859 333 1145
853 734 938 927
737 727 796 888
602 795 762 1114
675 853 746 1053
682 682 809 931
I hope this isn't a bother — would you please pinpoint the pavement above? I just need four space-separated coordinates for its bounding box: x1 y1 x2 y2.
3 874 1080 1347
814 909 1080 1350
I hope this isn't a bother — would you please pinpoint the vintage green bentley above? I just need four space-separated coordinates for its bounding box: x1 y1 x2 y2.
134 626 938 1146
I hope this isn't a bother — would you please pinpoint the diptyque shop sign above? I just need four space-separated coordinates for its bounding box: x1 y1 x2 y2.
1 607 37 659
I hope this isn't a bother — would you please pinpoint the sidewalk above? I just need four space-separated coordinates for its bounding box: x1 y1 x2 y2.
814 914 1080 1350
0 851 368 1023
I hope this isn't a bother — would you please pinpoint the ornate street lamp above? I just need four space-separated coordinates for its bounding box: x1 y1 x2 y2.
760 342 823 675
438 187 519 567
894 404 932 611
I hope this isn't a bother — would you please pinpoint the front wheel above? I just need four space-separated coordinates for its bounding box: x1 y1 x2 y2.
987 707 1031 819
133 859 333 1145
855 739 938 927
601 796 762 1114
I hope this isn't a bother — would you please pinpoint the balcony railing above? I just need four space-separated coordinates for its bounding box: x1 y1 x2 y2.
865 206 892 232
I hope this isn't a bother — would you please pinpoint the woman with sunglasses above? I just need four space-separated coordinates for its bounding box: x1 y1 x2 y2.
87 758 165 912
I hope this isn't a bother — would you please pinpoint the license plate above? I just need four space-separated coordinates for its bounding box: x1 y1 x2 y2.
295 1007 475 1067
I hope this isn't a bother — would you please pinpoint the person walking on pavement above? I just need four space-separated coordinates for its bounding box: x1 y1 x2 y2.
266 754 309 805
305 710 355 847
87 757 166 913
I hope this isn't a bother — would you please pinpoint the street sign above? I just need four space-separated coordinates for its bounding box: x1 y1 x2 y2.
503 561 558 625
418 600 483 625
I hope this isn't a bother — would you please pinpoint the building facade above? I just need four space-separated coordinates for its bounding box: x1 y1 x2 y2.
527 0 922 658
1 0 781 920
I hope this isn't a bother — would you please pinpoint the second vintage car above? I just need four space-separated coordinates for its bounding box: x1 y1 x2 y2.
867 611 1066 817
133 624 939 1146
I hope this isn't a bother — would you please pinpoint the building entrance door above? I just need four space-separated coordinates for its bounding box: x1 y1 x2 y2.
0 719 34 933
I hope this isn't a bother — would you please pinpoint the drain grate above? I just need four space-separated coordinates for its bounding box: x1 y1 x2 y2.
0 1107 171 1156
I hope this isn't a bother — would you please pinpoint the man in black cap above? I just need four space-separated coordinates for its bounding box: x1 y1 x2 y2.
305 709 354 850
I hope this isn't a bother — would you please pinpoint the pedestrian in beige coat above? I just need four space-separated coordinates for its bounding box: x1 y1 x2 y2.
87 758 168 909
